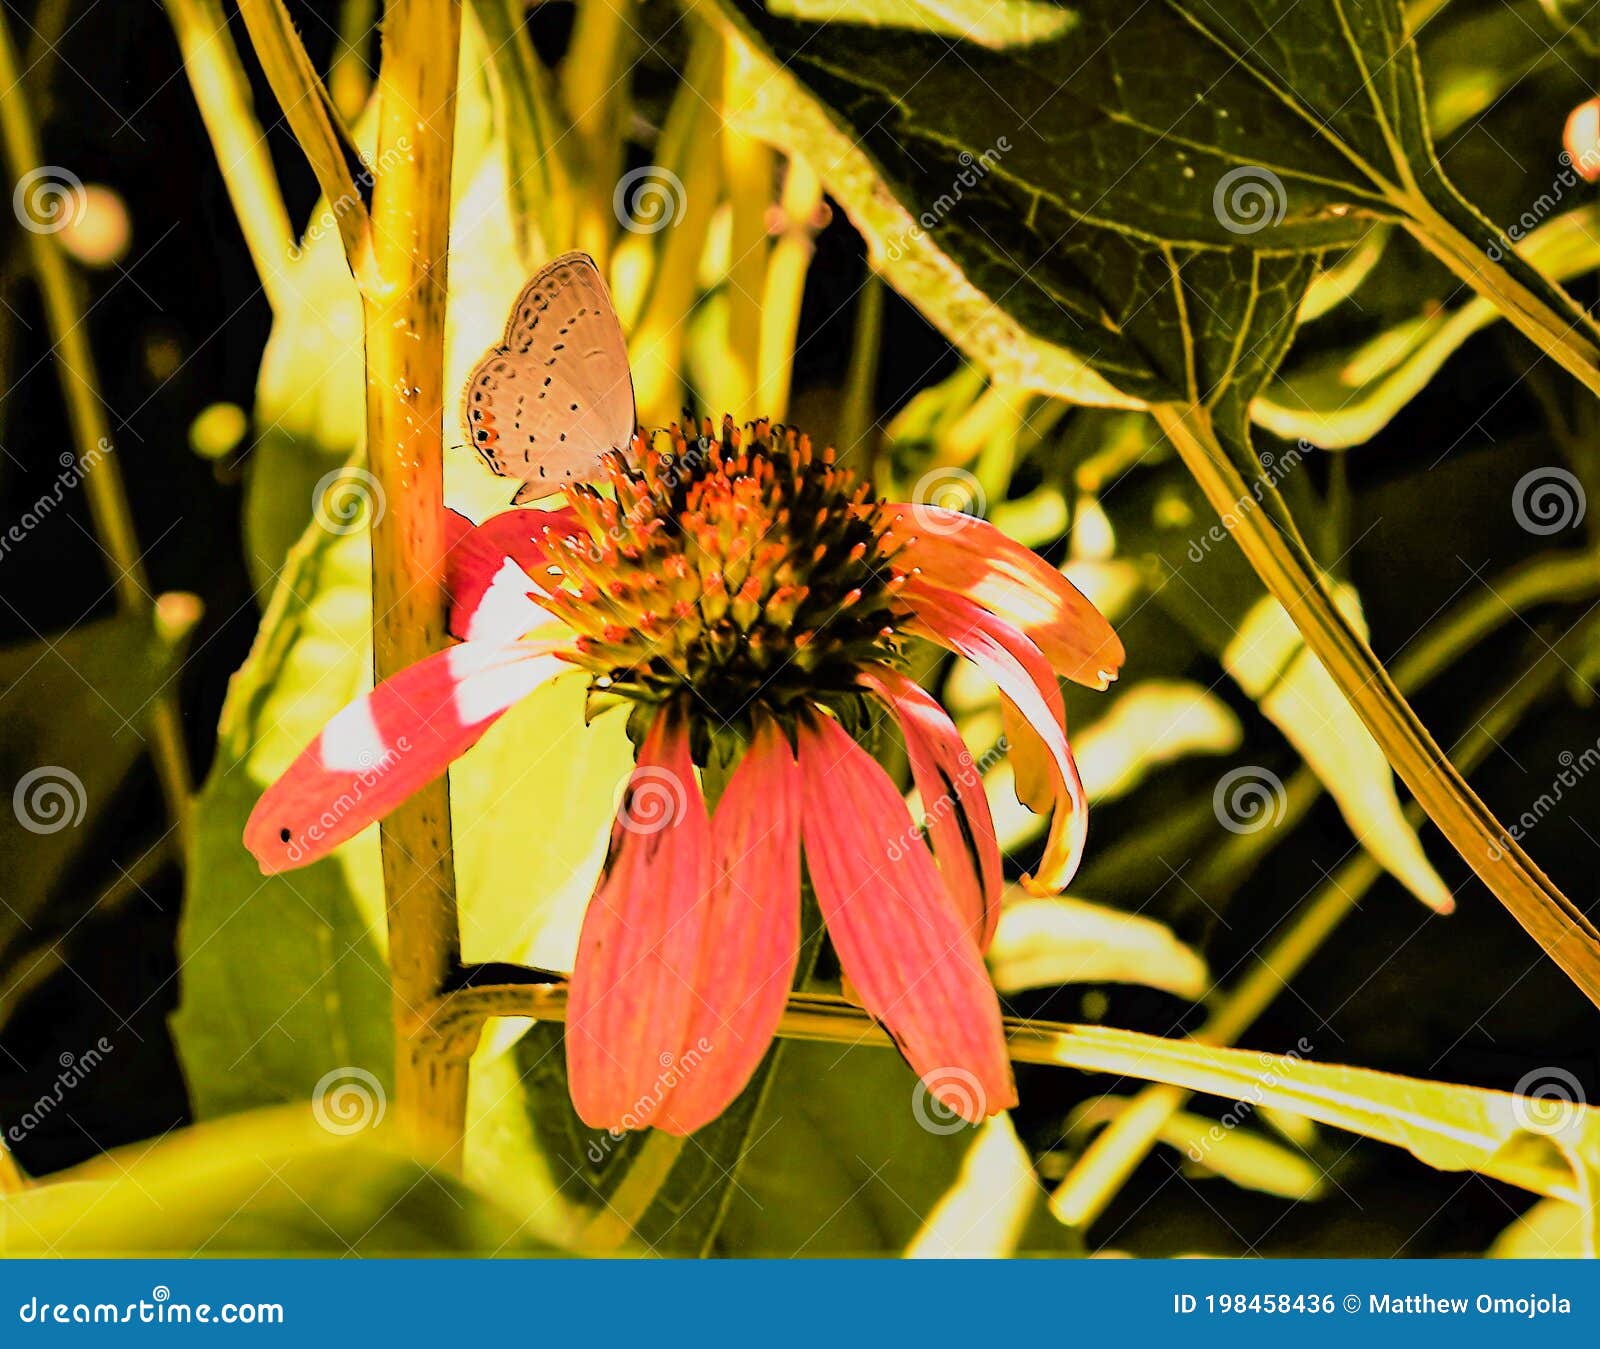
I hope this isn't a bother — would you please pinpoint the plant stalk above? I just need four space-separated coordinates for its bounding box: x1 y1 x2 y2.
362 0 466 1169
1155 401 1600 1011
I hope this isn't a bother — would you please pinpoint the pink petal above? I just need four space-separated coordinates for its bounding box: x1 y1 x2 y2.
906 582 1088 895
659 718 801 1135
245 638 567 873
859 665 1001 951
883 503 1124 688
797 713 1015 1122
566 711 715 1134
444 506 580 642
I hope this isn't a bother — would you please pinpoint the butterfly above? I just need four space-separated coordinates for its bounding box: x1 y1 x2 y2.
462 251 637 504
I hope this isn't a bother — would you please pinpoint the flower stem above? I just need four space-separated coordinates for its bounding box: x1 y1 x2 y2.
1154 401 1600 1010
0 10 194 850
363 0 466 1168
418 971 1587 1204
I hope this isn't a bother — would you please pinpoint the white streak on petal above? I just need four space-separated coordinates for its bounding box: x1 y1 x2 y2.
466 557 547 642
449 641 566 725
321 695 389 772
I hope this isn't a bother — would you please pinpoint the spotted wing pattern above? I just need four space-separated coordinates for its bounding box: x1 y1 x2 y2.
461 251 636 500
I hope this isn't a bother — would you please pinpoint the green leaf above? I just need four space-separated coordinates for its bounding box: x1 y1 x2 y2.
988 894 1210 999
0 1110 563 1255
711 0 1599 399
713 1041 1075 1254
0 599 198 950
1017 1022 1600 1209
1257 205 1600 448
1223 592 1452 912
1489 1197 1596 1258
907 1115 1070 1256
1071 1095 1327 1201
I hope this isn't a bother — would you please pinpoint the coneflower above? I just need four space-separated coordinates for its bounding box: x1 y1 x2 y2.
246 418 1123 1135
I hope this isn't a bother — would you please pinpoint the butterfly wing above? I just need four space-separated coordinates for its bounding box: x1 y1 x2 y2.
461 252 636 497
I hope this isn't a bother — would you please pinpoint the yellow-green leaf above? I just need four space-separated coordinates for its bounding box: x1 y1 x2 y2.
989 895 1209 1000
1223 592 1452 913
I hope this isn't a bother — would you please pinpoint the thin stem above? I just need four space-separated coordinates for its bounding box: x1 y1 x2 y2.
236 0 377 289
164 0 296 312
1155 401 1600 1010
839 270 884 463
721 36 771 421
564 0 635 268
0 11 194 850
468 0 573 264
363 0 466 1168
1054 640 1571 1229
329 0 378 121
755 156 820 420
419 975 1582 1202
626 26 723 426
1403 196 1600 402
0 837 176 1030
1195 548 1600 902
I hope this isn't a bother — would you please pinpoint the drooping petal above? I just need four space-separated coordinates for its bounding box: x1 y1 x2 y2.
906 582 1088 895
797 712 1015 1122
859 665 1002 951
884 503 1124 688
245 638 568 873
444 505 581 641
566 711 715 1134
659 718 802 1135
